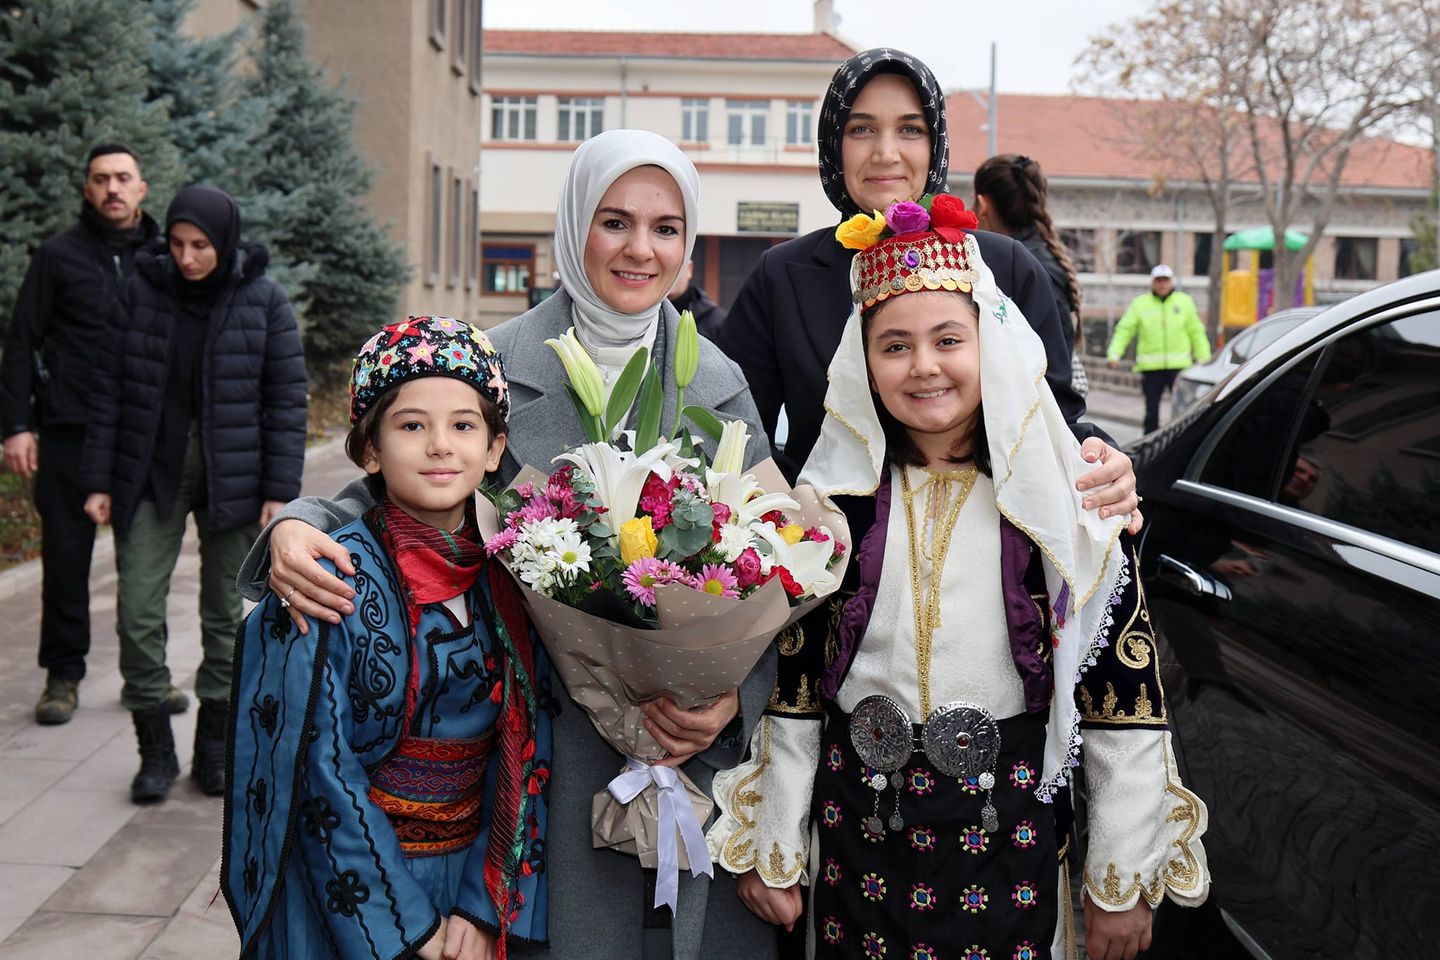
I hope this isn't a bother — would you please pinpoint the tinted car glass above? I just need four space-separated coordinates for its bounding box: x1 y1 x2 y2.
1230 314 1308 362
1199 351 1322 499
1285 311 1440 552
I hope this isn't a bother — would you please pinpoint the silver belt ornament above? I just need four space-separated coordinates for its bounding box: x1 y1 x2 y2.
849 695 1002 836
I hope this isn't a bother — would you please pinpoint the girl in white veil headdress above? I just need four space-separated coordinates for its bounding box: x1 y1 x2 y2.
708 199 1208 959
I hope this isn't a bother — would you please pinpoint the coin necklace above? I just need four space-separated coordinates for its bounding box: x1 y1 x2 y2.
866 465 976 835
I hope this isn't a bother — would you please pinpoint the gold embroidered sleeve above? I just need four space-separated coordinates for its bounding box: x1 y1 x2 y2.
1081 729 1210 912
705 715 819 888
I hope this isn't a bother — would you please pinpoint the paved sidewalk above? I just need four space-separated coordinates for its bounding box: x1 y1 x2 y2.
0 436 359 959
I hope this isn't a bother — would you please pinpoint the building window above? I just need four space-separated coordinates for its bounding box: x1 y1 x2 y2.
482 244 534 295
491 96 537 141
1115 230 1162 275
466 182 478 290
425 155 443 286
726 100 769 146
785 100 814 145
467 0 481 95
448 171 463 288
1333 236 1377 281
1058 228 1097 274
1399 237 1423 277
451 0 466 74
429 0 445 50
558 97 604 142
682 98 709 143
1192 232 1215 277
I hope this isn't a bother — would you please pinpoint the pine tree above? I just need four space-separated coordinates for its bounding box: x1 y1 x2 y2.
145 0 261 191
0 0 182 319
244 0 409 376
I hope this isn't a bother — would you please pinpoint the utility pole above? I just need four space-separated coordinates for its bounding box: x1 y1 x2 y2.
988 42 997 158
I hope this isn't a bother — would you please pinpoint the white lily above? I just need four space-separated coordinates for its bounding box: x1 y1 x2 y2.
705 468 799 527
755 521 838 597
616 429 700 474
553 439 677 522
711 419 750 476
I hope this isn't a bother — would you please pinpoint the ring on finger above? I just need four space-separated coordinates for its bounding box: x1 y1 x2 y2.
279 586 298 609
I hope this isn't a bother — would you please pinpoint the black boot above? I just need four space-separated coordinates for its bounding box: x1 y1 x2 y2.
191 699 229 797
131 705 179 804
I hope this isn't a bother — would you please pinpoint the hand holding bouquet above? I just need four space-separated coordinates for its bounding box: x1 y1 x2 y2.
475 311 849 910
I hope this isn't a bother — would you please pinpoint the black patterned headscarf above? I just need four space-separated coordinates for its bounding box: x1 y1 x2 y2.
818 48 950 219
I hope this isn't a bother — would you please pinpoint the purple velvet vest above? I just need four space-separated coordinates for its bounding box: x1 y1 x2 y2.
818 469 1053 715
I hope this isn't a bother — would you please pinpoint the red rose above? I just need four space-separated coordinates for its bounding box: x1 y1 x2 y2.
775 566 803 597
929 193 978 241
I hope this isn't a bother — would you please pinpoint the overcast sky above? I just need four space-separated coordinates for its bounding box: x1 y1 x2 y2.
483 0 1150 95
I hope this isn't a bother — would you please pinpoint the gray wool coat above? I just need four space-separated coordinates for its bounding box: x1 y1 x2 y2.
238 290 780 960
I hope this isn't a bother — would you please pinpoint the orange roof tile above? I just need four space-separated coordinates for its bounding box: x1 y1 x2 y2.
483 29 855 62
944 93 1430 191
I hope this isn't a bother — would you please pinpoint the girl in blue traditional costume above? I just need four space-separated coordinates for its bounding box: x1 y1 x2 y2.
707 207 1211 959
223 316 551 960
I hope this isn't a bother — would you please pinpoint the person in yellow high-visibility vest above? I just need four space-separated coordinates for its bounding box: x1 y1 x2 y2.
1107 264 1212 433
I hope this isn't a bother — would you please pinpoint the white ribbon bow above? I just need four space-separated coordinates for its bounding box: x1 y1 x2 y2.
607 758 715 911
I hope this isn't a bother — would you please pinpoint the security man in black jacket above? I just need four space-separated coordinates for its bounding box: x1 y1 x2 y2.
0 143 180 726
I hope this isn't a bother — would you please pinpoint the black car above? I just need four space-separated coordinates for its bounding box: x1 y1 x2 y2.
1130 271 1440 959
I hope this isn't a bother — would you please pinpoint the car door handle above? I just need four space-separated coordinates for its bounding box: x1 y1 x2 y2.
1158 554 1233 601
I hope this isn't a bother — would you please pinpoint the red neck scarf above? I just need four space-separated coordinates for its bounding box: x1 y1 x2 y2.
374 498 486 635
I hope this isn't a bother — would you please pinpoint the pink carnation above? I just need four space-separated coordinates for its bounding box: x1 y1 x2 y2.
514 481 537 500
804 526 830 543
640 473 680 528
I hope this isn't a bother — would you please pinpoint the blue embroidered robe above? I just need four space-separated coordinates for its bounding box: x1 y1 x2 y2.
222 516 552 959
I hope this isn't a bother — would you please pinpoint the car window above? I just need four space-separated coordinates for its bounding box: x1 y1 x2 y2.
1200 352 1322 498
1231 316 1305 362
1283 311 1440 552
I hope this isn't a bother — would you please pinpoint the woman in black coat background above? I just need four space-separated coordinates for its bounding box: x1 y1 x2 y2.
717 49 1137 523
81 185 307 806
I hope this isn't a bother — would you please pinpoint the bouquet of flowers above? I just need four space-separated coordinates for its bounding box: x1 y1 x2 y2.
475 310 849 910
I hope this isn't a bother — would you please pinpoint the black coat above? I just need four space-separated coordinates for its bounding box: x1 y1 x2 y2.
80 241 308 536
718 225 1108 482
1 205 161 436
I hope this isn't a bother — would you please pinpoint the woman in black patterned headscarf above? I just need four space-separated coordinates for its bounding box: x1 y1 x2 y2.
719 49 1135 511
816 48 951 218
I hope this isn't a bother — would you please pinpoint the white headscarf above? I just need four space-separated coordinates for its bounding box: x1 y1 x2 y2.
801 232 1129 801
553 130 700 357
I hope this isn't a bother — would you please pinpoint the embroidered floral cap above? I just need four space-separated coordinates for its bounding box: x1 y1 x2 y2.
349 315 511 424
839 194 982 309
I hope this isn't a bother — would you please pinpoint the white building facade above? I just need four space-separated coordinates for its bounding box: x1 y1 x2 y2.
476 29 855 327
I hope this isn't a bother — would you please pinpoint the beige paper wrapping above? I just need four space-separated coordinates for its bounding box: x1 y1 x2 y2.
476 459 850 869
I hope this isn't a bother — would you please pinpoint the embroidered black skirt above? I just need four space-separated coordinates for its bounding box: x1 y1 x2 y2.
811 704 1057 960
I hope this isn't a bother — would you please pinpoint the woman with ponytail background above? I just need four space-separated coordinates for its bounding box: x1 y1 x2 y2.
974 153 1090 397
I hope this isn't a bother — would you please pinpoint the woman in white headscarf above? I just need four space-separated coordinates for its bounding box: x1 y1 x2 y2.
235 130 779 960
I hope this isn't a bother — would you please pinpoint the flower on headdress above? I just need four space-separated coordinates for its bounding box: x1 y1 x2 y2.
442 344 476 371
406 339 437 365
884 200 930 235
929 193 979 241
377 348 403 370
836 210 887 250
